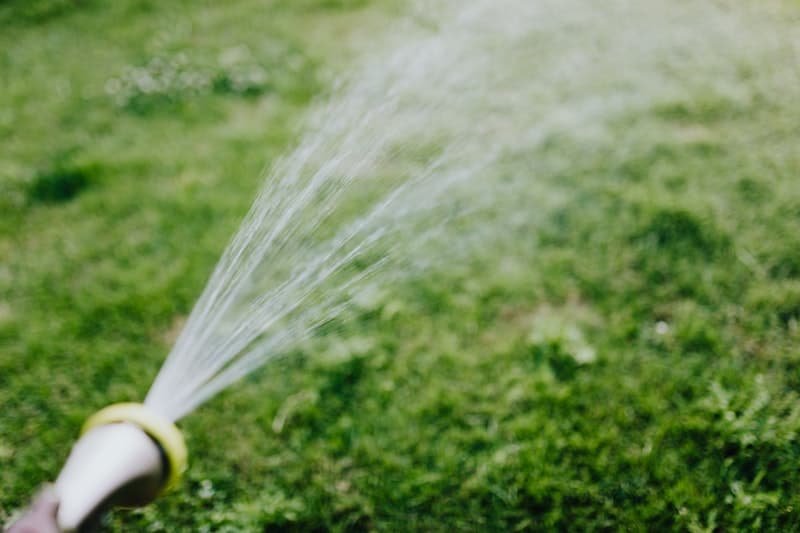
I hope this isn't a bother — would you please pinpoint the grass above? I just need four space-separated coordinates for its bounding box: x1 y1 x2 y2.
2 0 800 531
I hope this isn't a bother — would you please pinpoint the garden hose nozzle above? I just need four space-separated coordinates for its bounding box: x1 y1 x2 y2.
53 403 187 532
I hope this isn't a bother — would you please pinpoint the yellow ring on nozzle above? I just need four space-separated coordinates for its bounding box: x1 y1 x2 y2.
81 403 187 493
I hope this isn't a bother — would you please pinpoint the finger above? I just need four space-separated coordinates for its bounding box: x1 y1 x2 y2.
29 484 59 514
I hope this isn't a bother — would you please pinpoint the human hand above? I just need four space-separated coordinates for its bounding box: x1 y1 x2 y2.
5 485 61 533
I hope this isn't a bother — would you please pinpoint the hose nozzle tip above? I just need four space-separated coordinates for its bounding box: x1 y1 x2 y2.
54 403 187 531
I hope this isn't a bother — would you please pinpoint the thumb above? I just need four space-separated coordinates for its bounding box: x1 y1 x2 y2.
30 484 59 514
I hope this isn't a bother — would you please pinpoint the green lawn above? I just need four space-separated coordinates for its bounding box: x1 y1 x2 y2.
3 0 800 531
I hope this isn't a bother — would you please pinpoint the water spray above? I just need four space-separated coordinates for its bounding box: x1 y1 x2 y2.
38 404 186 531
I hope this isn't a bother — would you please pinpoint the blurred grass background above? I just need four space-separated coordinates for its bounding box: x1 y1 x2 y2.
3 0 800 530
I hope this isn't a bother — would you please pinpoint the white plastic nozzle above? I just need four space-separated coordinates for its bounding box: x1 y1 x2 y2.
54 423 164 532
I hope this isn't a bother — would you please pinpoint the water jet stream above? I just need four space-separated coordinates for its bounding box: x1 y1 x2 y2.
146 0 794 421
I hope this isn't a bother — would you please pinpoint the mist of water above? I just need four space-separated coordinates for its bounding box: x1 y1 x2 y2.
145 0 798 420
